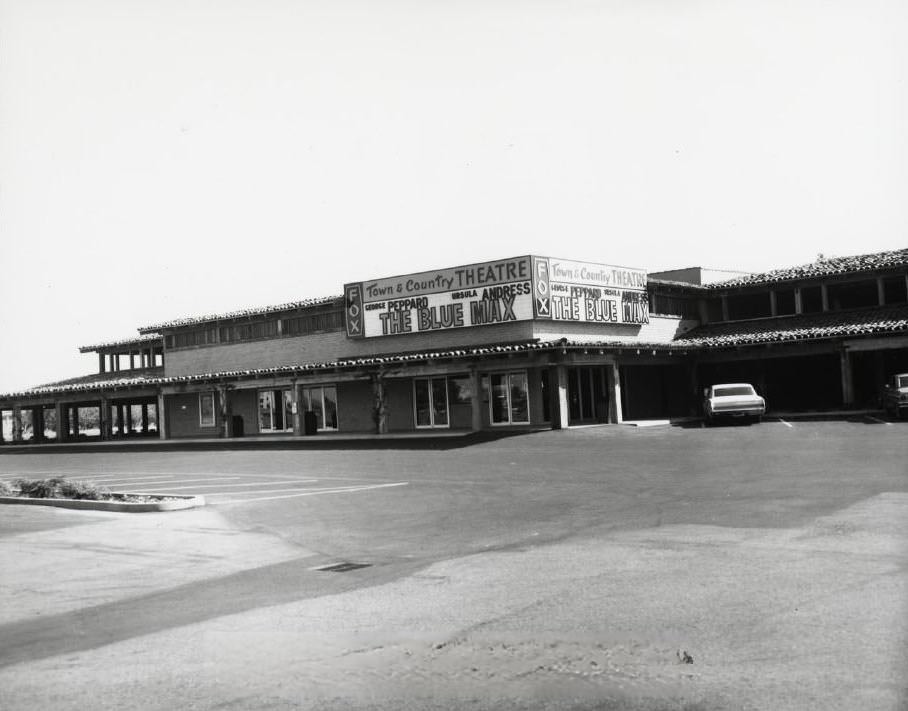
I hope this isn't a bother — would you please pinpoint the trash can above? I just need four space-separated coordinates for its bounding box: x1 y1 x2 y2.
232 415 244 438
303 410 318 435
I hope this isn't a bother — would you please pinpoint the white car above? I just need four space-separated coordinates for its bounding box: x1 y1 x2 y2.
703 383 766 424
881 373 908 420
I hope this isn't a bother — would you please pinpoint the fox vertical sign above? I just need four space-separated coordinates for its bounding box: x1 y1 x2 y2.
344 283 365 339
531 256 552 319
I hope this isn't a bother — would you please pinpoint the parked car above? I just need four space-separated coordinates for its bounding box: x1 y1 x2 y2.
703 383 766 424
881 373 908 420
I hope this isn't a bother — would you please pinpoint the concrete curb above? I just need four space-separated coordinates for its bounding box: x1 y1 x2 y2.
0 493 205 513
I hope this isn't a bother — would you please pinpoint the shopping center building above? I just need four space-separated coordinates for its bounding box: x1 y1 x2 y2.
1 248 907 443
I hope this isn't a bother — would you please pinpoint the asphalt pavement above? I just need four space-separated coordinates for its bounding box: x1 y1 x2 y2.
1 419 906 710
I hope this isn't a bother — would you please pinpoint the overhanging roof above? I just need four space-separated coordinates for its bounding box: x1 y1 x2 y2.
674 304 908 348
78 333 162 353
138 296 343 334
707 248 908 289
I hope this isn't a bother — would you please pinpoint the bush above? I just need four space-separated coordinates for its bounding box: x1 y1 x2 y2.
57 480 109 501
11 477 110 500
0 480 14 496
15 477 65 498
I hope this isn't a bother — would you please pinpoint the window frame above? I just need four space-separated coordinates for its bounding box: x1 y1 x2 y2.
301 384 339 432
413 377 451 429
199 392 216 428
489 370 531 426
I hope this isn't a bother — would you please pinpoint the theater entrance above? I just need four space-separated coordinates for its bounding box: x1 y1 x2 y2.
568 366 609 425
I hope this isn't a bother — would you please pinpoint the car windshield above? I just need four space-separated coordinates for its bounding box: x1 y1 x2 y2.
898 376 908 388
713 386 755 397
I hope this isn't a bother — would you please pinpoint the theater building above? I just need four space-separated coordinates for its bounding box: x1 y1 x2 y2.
1 249 907 443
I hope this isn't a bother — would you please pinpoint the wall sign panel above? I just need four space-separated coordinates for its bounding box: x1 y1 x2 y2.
344 254 649 339
545 258 649 325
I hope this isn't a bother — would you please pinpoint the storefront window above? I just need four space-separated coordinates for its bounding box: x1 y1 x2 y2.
258 389 293 432
302 385 338 431
414 377 449 428
199 392 216 427
491 374 510 424
509 372 529 423
490 372 530 425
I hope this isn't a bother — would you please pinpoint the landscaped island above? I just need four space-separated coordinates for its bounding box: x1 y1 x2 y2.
0 477 204 512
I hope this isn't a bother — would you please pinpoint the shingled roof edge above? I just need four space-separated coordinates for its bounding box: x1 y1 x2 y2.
137 295 344 333
78 333 163 353
705 247 908 289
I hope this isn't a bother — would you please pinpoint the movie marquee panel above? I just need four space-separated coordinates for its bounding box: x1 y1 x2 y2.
345 255 649 339
544 257 650 326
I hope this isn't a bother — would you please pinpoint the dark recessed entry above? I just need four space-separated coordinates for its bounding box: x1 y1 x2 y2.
315 562 371 573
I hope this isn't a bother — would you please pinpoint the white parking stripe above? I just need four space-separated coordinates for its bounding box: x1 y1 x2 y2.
123 480 320 491
214 482 409 505
865 415 892 426
96 477 243 487
70 474 199 483
777 418 793 428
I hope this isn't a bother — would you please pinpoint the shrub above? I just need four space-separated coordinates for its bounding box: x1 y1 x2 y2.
57 480 109 501
15 477 65 498
0 480 13 496
11 477 111 500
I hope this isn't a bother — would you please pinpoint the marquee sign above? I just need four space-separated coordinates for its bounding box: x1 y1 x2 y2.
344 255 649 339
345 257 534 339
540 257 649 325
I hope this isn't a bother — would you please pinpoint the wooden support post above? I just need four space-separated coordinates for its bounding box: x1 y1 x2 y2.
821 284 829 312
71 406 80 438
55 402 66 441
156 392 168 440
607 363 624 424
552 365 569 429
99 353 106 373
12 405 23 442
371 371 388 434
125 404 133 434
794 288 803 314
141 403 149 433
840 349 854 407
33 407 45 442
720 295 729 322
769 291 778 317
877 277 886 306
129 352 135 370
99 397 110 441
470 367 483 431
217 386 232 438
290 380 301 436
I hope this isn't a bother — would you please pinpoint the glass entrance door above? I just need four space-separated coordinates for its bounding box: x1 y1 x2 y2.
489 371 530 425
258 389 293 432
414 378 449 428
567 367 608 424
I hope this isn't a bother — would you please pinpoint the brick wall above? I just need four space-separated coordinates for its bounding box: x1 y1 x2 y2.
164 331 349 377
164 322 536 378
337 380 374 433
166 392 220 438
385 378 415 432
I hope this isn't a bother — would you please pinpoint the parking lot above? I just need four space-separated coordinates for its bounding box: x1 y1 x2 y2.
1 419 906 710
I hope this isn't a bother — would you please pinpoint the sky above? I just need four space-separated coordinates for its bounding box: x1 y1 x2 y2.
1 0 906 392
